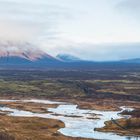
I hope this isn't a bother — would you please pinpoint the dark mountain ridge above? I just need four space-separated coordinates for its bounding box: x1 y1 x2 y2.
0 41 140 69
56 54 82 62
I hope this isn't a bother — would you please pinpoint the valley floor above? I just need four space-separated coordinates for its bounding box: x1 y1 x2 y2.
0 69 139 139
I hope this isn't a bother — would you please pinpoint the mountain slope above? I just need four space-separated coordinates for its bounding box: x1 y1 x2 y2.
0 41 59 66
121 58 140 63
56 54 81 62
0 56 31 64
0 41 140 69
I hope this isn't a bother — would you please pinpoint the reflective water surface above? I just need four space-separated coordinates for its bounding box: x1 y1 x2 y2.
0 99 139 140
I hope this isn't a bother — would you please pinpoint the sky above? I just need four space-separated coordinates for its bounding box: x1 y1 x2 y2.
0 0 140 61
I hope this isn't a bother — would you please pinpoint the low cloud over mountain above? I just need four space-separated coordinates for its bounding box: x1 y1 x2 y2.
0 41 55 62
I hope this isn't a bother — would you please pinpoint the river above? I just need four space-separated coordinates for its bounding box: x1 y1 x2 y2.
0 99 139 140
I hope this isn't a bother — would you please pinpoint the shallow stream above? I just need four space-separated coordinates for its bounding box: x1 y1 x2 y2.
0 99 139 140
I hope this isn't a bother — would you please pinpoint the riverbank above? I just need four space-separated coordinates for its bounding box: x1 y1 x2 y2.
1 96 140 111
0 99 139 140
95 118 140 137
0 115 92 140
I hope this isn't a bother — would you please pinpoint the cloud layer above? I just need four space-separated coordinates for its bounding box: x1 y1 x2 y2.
0 0 140 61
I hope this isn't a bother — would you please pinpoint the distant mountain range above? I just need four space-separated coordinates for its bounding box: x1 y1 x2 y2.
56 54 82 62
120 58 140 63
0 41 59 66
0 41 140 69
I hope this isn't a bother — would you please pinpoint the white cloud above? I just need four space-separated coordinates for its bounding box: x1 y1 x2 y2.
0 0 140 60
0 0 70 43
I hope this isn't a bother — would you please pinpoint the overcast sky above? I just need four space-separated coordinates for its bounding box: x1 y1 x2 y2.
0 0 140 61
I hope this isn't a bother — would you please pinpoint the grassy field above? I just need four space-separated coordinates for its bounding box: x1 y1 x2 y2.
96 117 140 136
0 69 139 139
0 69 139 102
0 115 90 140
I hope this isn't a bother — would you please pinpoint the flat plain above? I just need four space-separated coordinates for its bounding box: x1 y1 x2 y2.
0 67 139 140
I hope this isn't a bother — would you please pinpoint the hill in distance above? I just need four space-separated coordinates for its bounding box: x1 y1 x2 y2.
0 41 59 66
56 54 82 62
0 41 140 69
120 58 140 63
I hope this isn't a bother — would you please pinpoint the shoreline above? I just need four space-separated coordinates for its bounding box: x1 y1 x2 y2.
0 98 139 139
